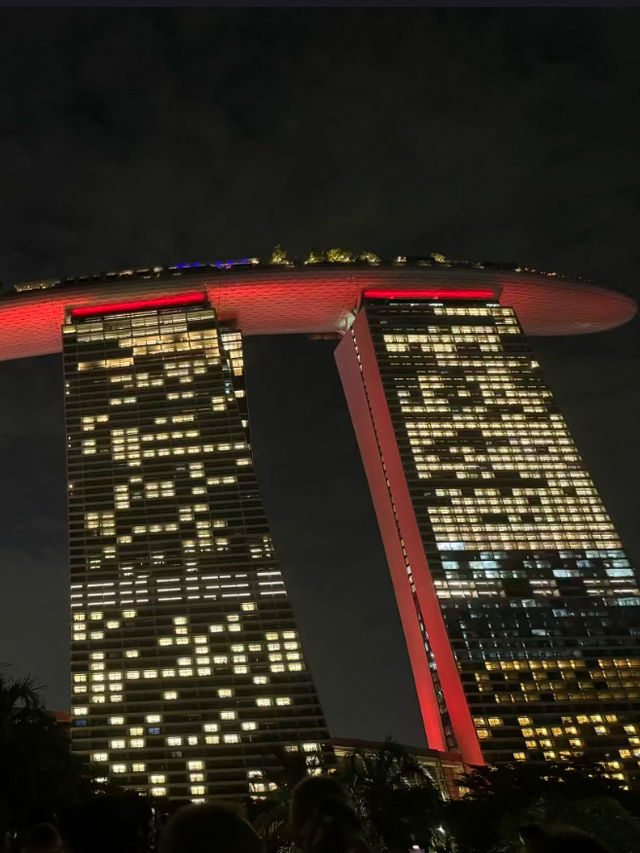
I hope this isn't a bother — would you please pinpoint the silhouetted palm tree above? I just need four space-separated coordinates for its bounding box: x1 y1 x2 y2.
0 669 94 842
253 738 444 853
340 738 444 852
251 747 324 852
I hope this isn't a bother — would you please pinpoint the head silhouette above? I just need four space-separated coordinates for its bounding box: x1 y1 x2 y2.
519 824 608 853
65 795 149 853
160 803 262 853
290 776 368 853
22 824 63 853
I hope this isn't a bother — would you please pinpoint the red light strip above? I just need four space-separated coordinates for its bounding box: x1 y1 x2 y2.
335 337 448 753
362 288 495 300
69 292 207 318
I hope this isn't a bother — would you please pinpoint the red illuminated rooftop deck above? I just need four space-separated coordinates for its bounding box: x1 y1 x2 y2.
0 263 635 361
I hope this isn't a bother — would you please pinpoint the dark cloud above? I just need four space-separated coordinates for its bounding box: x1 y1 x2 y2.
0 9 638 744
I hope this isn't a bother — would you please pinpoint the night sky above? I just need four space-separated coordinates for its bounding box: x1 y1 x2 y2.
0 9 638 749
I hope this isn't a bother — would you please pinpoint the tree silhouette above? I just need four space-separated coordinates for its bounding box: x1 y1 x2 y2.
0 669 94 843
250 746 327 852
443 760 640 853
252 739 444 853
340 738 443 853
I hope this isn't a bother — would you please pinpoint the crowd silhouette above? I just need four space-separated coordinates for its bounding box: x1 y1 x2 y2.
10 779 616 853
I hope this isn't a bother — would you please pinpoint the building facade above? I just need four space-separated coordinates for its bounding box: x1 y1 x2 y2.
336 291 640 781
64 294 328 800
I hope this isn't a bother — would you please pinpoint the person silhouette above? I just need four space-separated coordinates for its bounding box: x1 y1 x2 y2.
21 824 63 853
160 803 262 853
290 776 369 853
64 795 150 853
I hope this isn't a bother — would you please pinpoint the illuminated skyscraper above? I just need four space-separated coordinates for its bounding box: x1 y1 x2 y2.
336 289 640 781
63 293 328 800
0 252 637 789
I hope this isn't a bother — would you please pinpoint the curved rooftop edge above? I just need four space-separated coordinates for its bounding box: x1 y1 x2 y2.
0 262 636 361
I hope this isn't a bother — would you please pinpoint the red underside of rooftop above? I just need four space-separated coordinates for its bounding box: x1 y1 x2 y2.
0 267 635 360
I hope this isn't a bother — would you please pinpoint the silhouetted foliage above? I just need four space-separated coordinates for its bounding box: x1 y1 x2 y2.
442 760 640 853
340 739 443 852
0 670 96 842
253 739 444 853
250 747 325 852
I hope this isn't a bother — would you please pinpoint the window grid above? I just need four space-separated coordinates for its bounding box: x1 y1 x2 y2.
349 298 640 783
64 301 328 799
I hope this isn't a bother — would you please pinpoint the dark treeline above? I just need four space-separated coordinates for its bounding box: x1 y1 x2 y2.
1 672 639 853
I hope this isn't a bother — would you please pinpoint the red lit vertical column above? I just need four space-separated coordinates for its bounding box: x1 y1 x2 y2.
335 310 484 766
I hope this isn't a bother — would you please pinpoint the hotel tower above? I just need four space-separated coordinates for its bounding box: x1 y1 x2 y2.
0 251 637 792
63 293 328 800
336 288 640 781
